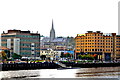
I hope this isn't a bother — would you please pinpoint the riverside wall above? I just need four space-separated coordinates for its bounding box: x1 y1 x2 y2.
1 62 120 71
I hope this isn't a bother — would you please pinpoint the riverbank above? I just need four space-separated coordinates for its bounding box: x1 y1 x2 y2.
60 61 120 68
1 61 120 71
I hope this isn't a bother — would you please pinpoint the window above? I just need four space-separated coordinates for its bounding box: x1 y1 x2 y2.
95 49 97 51
31 45 34 47
100 49 102 51
77 49 80 51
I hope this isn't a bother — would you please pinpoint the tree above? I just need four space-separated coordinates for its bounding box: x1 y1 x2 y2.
12 53 22 59
0 51 7 59
78 54 95 60
40 55 46 60
64 53 73 58
4 50 10 58
60 52 64 58
78 55 83 59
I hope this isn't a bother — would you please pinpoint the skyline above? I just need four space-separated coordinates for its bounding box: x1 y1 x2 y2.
0 0 119 37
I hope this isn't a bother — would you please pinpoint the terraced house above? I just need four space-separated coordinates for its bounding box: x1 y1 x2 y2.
1 30 40 58
75 31 120 61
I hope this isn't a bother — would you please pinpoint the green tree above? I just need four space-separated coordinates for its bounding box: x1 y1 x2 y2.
12 53 22 59
78 55 83 59
4 50 10 58
40 55 46 60
85 54 94 60
60 52 65 58
78 54 94 60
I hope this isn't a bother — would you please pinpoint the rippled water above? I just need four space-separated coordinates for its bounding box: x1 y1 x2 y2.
0 67 120 79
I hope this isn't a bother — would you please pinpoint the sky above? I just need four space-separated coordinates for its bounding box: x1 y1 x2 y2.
0 0 119 37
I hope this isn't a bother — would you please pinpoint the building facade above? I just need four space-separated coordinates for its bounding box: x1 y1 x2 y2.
75 31 120 61
41 37 75 51
116 35 120 59
40 48 74 60
1 30 40 57
40 49 60 60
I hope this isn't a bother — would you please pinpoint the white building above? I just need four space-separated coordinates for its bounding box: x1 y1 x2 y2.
40 49 61 60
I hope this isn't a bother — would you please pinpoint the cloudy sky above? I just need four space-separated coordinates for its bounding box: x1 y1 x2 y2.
0 0 119 37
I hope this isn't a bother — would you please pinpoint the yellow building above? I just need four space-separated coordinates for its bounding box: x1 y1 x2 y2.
75 31 120 61
116 35 120 59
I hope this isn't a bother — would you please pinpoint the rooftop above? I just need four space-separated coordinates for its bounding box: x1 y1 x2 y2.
2 29 40 35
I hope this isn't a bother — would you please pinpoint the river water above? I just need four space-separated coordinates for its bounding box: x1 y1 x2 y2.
0 67 120 79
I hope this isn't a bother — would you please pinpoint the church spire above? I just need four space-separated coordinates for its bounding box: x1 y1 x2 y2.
50 19 55 42
52 19 54 29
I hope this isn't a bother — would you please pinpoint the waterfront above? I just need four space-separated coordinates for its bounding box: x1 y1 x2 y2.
0 67 120 79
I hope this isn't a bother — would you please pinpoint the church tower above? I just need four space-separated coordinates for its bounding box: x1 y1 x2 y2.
50 20 55 42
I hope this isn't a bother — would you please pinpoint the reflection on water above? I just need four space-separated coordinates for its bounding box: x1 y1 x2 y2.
0 67 120 79
76 67 120 78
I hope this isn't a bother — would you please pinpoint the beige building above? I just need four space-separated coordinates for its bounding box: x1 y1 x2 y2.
40 49 61 60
